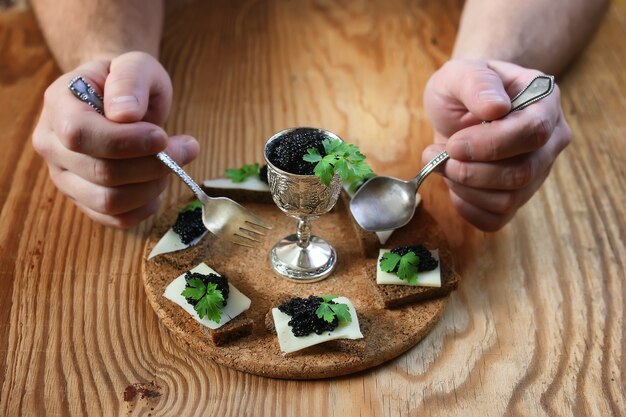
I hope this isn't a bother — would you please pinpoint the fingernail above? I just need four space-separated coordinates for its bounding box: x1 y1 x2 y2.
478 89 508 103
181 137 199 163
422 148 438 163
109 95 140 114
448 140 472 160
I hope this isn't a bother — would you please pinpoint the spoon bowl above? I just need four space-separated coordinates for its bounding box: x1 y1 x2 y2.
350 176 418 231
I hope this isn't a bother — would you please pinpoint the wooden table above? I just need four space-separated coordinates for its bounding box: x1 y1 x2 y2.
1 1 624 416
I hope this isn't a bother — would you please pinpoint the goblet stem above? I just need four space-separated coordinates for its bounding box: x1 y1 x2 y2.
296 217 312 248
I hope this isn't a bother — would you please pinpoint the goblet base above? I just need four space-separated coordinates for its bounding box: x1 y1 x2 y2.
269 234 337 283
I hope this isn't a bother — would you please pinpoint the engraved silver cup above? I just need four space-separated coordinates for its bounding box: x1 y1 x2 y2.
264 127 343 282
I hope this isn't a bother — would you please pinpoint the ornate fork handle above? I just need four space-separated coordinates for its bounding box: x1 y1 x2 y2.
155 152 207 202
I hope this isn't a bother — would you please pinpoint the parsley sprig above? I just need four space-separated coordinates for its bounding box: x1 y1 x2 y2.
380 252 420 284
181 199 202 212
225 163 260 183
303 139 374 186
181 278 225 323
315 295 352 324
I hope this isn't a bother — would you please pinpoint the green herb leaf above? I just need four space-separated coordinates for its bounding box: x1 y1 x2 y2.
181 277 207 300
380 252 402 272
181 279 225 323
225 163 260 183
330 303 352 323
397 252 420 285
315 295 352 324
181 200 202 213
303 148 323 163
303 138 374 186
316 302 336 323
313 156 336 185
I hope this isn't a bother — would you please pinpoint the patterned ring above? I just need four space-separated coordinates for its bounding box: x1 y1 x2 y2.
68 76 104 115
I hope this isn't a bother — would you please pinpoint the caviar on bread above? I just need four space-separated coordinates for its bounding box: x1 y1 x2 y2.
378 245 440 286
270 295 363 354
147 200 208 260
163 262 253 345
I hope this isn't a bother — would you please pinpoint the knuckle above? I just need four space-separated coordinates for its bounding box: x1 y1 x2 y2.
31 125 49 157
495 193 518 214
506 159 534 189
456 162 472 185
96 188 120 215
59 119 84 152
110 215 137 230
91 160 117 186
528 115 552 149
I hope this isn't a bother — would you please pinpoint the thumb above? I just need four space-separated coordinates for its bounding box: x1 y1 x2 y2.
458 62 511 121
425 60 511 135
104 51 172 125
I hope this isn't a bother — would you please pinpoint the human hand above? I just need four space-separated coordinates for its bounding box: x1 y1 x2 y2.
422 59 571 231
32 52 199 228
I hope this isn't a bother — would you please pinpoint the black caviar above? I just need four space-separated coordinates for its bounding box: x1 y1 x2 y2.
183 272 229 307
389 245 439 272
258 164 268 184
172 206 205 244
278 295 338 337
266 129 327 175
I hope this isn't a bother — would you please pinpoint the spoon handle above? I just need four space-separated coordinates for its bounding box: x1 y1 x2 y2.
411 74 555 188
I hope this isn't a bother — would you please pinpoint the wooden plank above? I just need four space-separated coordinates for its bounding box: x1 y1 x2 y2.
0 1 623 416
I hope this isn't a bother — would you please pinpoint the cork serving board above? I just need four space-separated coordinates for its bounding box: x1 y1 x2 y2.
141 189 458 379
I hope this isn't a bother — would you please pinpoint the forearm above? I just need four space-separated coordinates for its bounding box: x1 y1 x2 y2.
452 0 609 74
30 0 164 71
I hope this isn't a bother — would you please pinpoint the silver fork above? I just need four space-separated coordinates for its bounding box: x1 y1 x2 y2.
155 152 272 247
68 76 272 247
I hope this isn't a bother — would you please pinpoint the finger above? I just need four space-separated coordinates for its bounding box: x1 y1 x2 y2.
47 86 170 158
74 196 163 229
448 190 516 232
444 165 551 215
44 134 199 186
104 51 172 125
422 143 447 169
49 166 169 216
445 92 561 162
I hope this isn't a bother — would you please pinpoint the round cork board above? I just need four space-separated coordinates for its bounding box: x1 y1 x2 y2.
142 190 456 379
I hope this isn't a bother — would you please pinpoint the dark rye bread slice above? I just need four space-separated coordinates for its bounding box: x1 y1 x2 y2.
208 315 254 346
339 191 381 259
367 246 460 309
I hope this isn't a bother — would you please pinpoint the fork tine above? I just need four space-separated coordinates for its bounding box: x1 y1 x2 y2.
234 229 262 243
229 233 258 248
244 216 273 230
239 226 265 237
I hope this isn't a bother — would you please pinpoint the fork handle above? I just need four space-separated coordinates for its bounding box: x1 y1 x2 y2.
155 152 207 201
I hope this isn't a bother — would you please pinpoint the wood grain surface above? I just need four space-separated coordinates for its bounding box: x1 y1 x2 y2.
0 1 624 416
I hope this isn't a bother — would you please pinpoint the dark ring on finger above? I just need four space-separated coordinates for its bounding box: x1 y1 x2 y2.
68 76 104 115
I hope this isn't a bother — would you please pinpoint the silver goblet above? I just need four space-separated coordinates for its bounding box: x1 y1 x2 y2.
264 127 343 282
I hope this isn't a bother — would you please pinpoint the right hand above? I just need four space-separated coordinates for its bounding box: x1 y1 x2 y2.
32 51 199 228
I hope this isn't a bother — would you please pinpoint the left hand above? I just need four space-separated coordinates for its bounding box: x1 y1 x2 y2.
422 59 572 231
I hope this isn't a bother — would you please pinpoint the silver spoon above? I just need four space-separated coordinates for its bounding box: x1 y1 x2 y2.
349 74 555 231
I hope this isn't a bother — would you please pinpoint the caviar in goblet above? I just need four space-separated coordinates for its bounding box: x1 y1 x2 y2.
264 127 343 282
